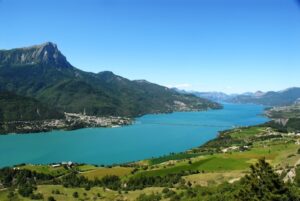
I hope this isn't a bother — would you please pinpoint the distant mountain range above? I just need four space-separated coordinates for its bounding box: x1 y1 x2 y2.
175 88 300 106
0 42 221 122
192 92 234 102
229 88 300 106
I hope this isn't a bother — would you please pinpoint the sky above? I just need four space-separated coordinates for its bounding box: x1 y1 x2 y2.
0 0 300 94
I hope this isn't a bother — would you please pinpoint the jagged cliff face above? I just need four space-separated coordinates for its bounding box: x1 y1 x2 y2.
0 42 72 68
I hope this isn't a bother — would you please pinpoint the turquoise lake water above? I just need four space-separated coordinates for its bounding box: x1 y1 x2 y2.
0 103 269 167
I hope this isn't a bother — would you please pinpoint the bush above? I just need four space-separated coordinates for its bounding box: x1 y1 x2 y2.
48 196 56 201
73 191 79 198
30 193 44 200
136 193 161 201
18 184 35 197
162 187 170 194
126 174 183 190
7 191 16 200
164 189 176 198
85 185 91 191
52 189 60 194
100 175 121 190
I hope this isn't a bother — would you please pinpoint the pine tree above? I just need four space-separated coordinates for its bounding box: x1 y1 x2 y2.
235 158 299 201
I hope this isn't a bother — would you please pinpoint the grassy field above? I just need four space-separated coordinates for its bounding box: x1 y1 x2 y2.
135 132 300 179
76 164 98 172
19 164 68 177
148 152 201 165
136 156 249 177
228 127 266 138
183 171 245 186
0 185 166 201
81 166 133 180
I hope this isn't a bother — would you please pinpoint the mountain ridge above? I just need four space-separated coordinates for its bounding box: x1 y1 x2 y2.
229 87 300 106
0 42 221 120
175 88 300 106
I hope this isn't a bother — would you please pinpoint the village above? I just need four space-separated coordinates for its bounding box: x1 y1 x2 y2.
0 113 133 134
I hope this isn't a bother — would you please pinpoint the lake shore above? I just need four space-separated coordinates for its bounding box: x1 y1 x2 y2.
0 103 269 168
0 106 221 135
0 113 133 135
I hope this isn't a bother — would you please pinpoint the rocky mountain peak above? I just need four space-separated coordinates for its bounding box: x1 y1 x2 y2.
0 42 72 68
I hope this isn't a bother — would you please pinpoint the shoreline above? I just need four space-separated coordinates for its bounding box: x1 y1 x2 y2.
4 122 270 169
0 103 269 168
0 107 222 135
0 113 133 135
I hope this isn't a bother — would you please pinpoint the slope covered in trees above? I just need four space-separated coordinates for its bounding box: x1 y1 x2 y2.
0 91 63 122
0 42 221 118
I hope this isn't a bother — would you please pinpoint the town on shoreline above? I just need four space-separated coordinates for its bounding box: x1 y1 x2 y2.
0 112 133 135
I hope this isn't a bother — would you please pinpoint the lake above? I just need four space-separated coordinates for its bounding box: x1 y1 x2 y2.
0 103 269 167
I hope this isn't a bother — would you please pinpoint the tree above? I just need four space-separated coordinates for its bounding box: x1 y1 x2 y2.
235 158 299 201
18 184 35 197
48 196 56 201
7 191 17 201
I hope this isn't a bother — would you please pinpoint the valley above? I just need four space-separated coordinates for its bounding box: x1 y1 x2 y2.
1 0 300 200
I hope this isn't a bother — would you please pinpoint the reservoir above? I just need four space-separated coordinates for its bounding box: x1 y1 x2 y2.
0 103 269 167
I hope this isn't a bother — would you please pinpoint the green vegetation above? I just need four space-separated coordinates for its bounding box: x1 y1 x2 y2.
1 158 299 201
236 159 298 201
137 157 248 177
19 164 68 177
136 193 161 201
267 103 300 119
81 166 133 179
76 164 98 172
265 103 300 133
0 42 221 122
149 153 201 165
0 91 63 122
1 122 300 200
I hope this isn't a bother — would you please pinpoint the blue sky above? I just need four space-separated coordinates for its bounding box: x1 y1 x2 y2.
0 0 300 93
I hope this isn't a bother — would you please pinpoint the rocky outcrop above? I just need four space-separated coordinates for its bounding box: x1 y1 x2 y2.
0 42 72 68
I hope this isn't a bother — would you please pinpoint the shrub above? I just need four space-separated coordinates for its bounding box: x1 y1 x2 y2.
48 196 56 201
136 193 161 201
30 193 44 200
73 191 79 198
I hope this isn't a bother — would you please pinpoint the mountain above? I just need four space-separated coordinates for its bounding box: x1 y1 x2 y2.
0 42 221 119
0 42 72 68
172 88 235 102
229 87 300 106
0 91 64 122
192 92 233 102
